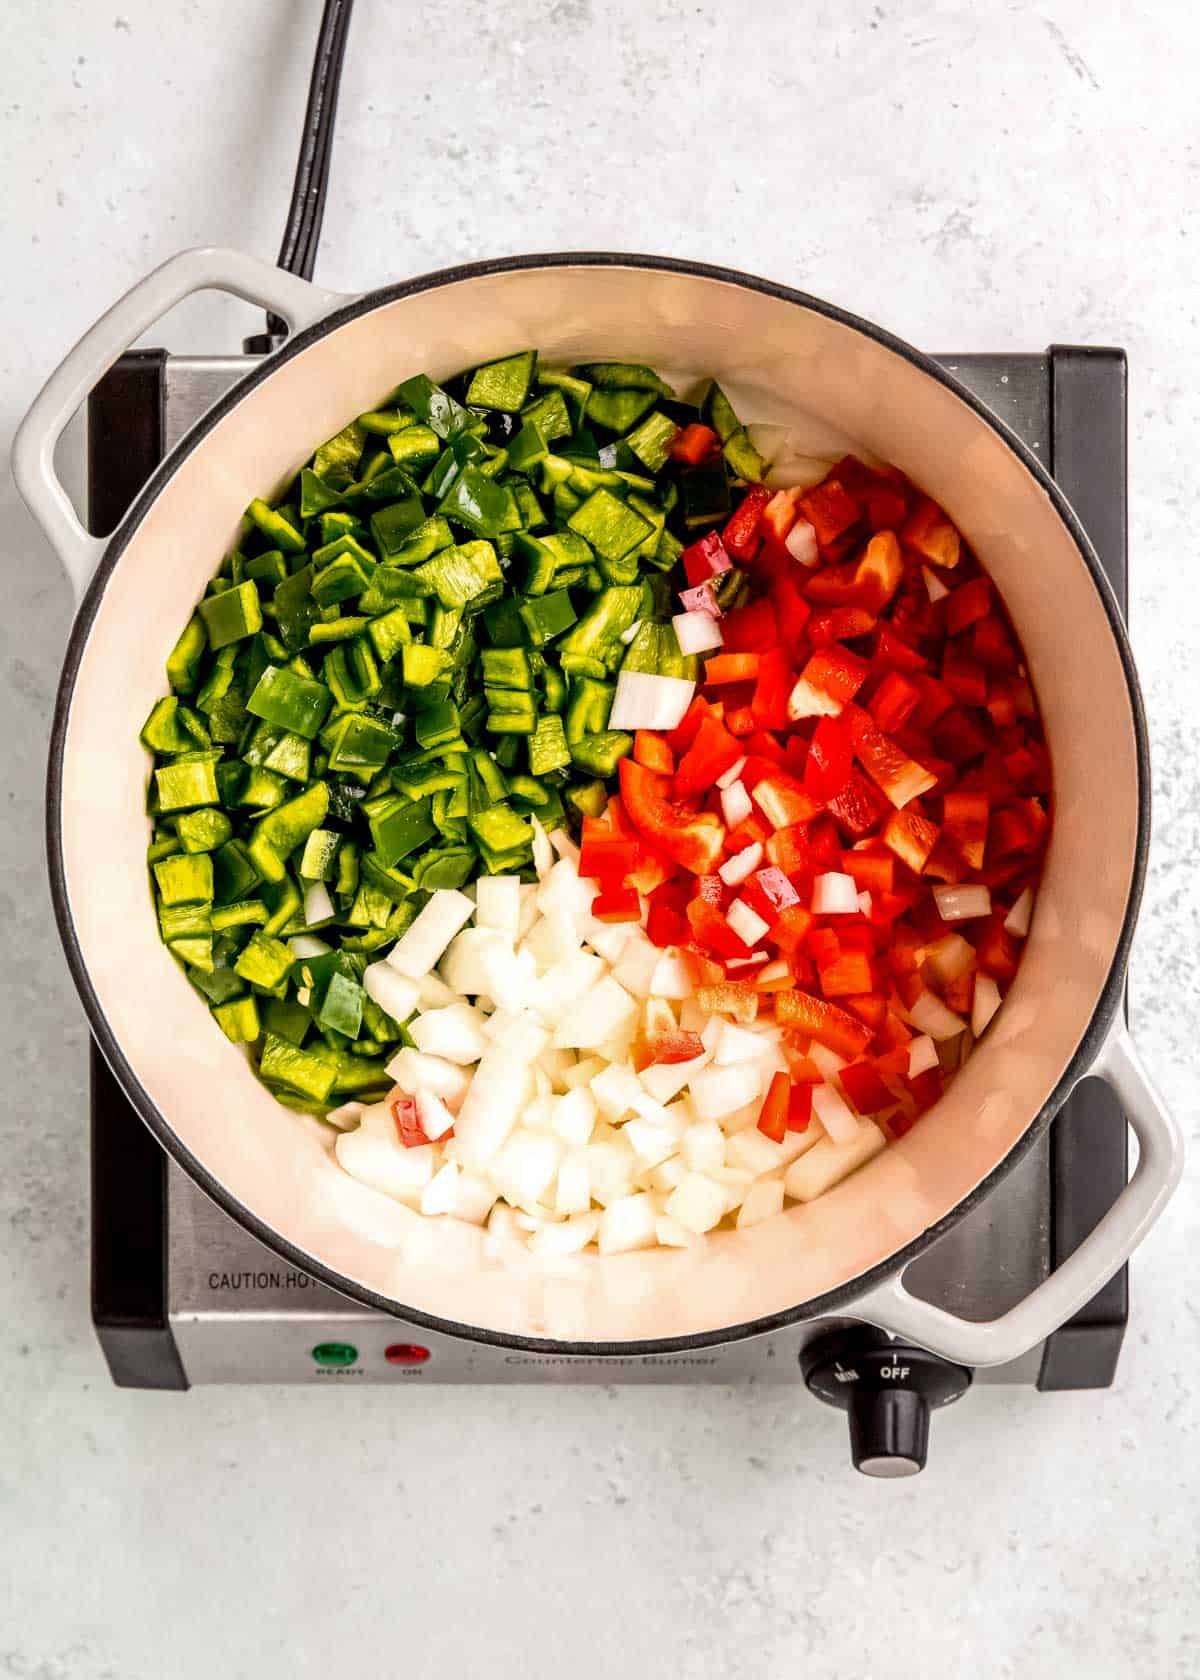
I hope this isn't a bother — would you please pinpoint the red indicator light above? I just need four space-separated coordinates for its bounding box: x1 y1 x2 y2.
384 1343 431 1366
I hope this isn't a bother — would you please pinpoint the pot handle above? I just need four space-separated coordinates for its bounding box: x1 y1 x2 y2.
11 245 351 604
851 1022 1183 1367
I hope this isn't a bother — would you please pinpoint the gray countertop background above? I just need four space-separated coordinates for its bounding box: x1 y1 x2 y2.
3 2 1198 1674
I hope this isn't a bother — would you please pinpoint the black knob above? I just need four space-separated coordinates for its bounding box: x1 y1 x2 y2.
801 1326 972 1478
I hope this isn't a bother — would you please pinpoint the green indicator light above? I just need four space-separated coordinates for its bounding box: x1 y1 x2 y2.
311 1342 358 1367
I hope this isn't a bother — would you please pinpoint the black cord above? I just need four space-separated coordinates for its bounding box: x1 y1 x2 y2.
245 0 355 353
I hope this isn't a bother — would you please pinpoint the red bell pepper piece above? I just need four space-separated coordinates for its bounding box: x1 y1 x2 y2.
901 495 961 569
619 759 726 876
827 768 890 839
789 646 872 718
682 531 733 588
769 570 812 657
942 650 988 707
787 1082 814 1131
726 814 771 854
723 485 771 561
797 479 860 547
807 815 843 871
905 1067 944 1113
854 531 905 612
932 707 992 765
846 705 938 809
646 903 684 948
761 489 801 545
724 705 756 738
591 886 643 923
391 1096 432 1150
633 730 675 774
817 947 875 998
577 830 639 884
862 483 910 533
670 422 718 465
774 989 873 1058
704 652 761 685
764 823 811 879
757 1069 791 1142
972 614 1019 672
844 991 889 1030
842 851 894 895
945 574 991 636
687 878 754 961
839 1060 895 1115
942 790 990 868
869 670 922 734
802 715 854 803
750 769 821 829
770 904 814 955
695 979 759 1023
666 694 721 755
675 713 743 796
808 606 878 647
750 647 793 732
721 598 778 653
881 807 940 873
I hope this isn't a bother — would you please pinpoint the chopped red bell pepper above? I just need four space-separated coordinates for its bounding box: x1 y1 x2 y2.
750 648 794 732
942 790 989 869
695 980 759 1023
945 575 991 636
633 730 675 774
787 1082 814 1131
974 913 1019 980
675 713 743 796
827 769 891 839
577 829 639 884
666 695 720 756
682 531 733 588
797 479 860 547
757 1069 791 1141
646 903 685 947
881 807 940 873
816 947 874 998
723 484 770 561
942 651 988 708
774 989 873 1057
670 422 718 465
901 496 961 569
687 879 753 961
789 646 871 718
839 1060 895 1115
761 489 800 545
869 671 922 734
846 705 938 809
803 715 854 803
842 851 895 895
750 768 821 829
721 597 778 653
705 652 761 685
619 758 726 876
392 1096 432 1150
854 531 905 612
972 615 1019 672
769 571 812 656
808 606 878 647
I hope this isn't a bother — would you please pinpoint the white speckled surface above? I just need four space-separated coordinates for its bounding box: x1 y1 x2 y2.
3 1 1198 1672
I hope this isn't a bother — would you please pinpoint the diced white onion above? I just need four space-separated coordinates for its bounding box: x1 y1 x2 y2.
972 974 1003 1038
714 1022 775 1067
608 670 696 731
530 814 554 879
530 1212 600 1256
551 976 638 1051
719 843 763 887
612 937 661 999
923 933 976 985
552 1086 598 1148
933 884 992 922
688 1064 763 1124
907 989 966 1041
384 1048 472 1110
548 828 581 867
414 1090 456 1142
363 962 420 1028
409 1002 488 1065
727 898 771 947
289 933 331 959
811 1082 860 1146
784 1121 886 1202
453 1048 534 1168
720 780 753 829
672 610 725 655
474 875 521 937
388 888 475 978
589 1061 643 1122
554 1158 592 1217
716 755 747 789
324 1101 363 1132
922 565 950 602
812 872 860 915
664 1173 728 1234
303 882 335 927
737 1176 785 1228
788 677 842 719
598 1192 658 1254
907 1035 940 1078
619 618 643 645
785 518 820 567
1004 888 1035 937
649 950 693 1001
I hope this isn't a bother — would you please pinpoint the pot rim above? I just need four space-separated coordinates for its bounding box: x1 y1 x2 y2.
47 250 1151 1355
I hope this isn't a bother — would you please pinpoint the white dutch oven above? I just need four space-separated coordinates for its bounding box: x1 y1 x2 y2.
14 246 1183 1362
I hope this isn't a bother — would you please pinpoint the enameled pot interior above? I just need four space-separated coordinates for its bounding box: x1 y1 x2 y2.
58 264 1139 1342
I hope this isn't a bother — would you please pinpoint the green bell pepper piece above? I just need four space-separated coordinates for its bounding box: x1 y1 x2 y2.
153 852 214 906
624 410 678 473
165 614 207 694
468 803 533 855
557 586 642 674
323 639 380 708
322 712 399 776
258 1033 338 1102
569 730 633 776
368 795 437 868
246 664 332 739
246 782 329 884
401 643 447 690
174 808 233 854
396 373 471 440
528 714 570 776
234 931 294 990
568 489 652 563
212 995 261 1045
212 839 261 905
466 349 536 412
299 827 341 880
438 467 520 542
246 498 305 553
140 696 210 754
519 588 576 646
154 752 221 813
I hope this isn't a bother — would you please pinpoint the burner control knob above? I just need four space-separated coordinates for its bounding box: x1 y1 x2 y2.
800 1327 972 1477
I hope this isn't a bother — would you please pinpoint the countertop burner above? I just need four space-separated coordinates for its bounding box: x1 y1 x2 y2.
87 345 1130 1426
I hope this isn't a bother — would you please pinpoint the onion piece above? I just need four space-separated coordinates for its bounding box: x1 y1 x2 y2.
923 933 976 986
716 755 747 790
788 676 842 718
811 1082 860 1145
409 1002 489 1065
785 519 820 567
530 814 554 879
736 1176 785 1229
933 884 992 922
664 1173 728 1234
303 881 335 927
719 843 763 888
648 949 694 1001
720 780 753 829
1004 888 1035 937
923 565 950 602
387 888 475 978
619 618 643 645
598 1192 658 1254
688 1064 764 1124
727 898 771 947
784 1121 886 1202
363 962 420 1027
474 874 521 937
548 828 581 867
907 988 966 1041
812 871 861 915
972 974 1003 1038
290 933 332 960
414 1090 456 1141
672 610 724 655
608 670 696 732
907 1034 940 1078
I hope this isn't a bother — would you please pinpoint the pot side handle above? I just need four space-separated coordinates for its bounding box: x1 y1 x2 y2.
852 1023 1183 1368
11 245 351 604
